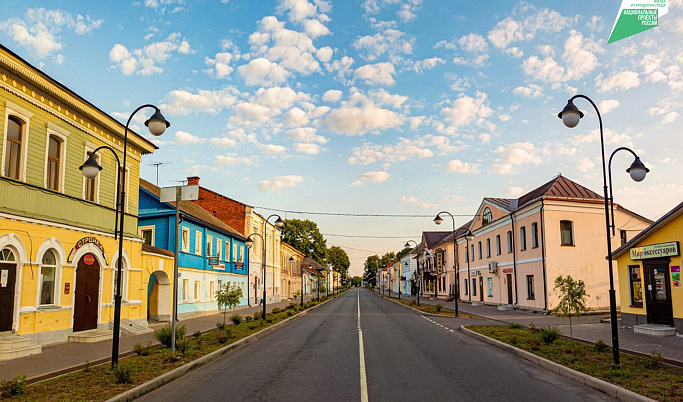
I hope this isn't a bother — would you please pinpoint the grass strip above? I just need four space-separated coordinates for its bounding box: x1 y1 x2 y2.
468 324 683 401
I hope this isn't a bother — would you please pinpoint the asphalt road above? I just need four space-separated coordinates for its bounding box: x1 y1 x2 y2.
137 288 612 401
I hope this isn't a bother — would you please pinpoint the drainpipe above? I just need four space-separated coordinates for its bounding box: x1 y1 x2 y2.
510 212 518 306
540 200 548 312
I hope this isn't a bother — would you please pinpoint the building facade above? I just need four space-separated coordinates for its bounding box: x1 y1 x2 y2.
400 248 417 295
456 175 651 312
138 179 249 318
0 45 158 354
613 201 683 333
281 242 303 299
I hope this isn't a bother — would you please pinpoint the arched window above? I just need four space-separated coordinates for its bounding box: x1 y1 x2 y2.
39 250 58 305
0 248 15 262
482 208 493 226
4 116 24 180
112 258 128 301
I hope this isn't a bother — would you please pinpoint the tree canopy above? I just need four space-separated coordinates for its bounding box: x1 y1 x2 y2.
327 245 350 278
281 219 327 264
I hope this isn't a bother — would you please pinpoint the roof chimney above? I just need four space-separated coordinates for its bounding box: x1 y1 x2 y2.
187 176 200 186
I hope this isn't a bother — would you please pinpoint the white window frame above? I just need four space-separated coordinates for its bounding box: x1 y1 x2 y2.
207 234 213 257
560 220 575 246
210 280 215 301
112 257 129 302
43 123 69 193
83 142 100 203
181 227 190 253
233 243 237 262
195 231 202 255
183 279 189 302
138 225 155 246
239 246 244 263
2 101 33 182
194 281 200 301
37 249 59 307
216 238 222 260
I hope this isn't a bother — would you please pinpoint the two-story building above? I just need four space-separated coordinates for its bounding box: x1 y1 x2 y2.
281 242 304 299
0 44 161 357
456 175 651 312
416 232 450 298
138 179 249 318
400 247 417 295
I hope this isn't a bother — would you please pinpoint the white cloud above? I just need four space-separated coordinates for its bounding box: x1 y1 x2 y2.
411 57 445 73
577 157 595 172
276 0 332 38
457 33 488 52
316 46 334 62
354 62 396 85
648 100 681 125
348 138 433 165
175 131 205 144
238 57 291 86
322 89 343 102
491 142 543 174
506 186 526 197
259 175 303 192
488 7 571 50
362 0 423 23
205 52 235 79
353 28 414 62
215 154 255 166
110 32 191 76
369 88 407 108
598 99 621 114
0 8 102 59
351 171 390 187
446 159 481 174
285 127 328 144
571 128 633 148
596 71 640 92
323 90 405 135
282 107 310 126
259 144 288 156
522 55 565 82
209 137 238 148
294 143 321 154
160 86 240 116
399 196 420 204
438 92 494 134
513 84 544 98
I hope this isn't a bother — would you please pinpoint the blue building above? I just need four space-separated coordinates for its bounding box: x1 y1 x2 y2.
138 179 249 318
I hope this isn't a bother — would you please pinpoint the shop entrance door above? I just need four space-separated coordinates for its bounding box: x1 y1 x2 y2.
506 274 513 305
644 261 673 326
73 254 100 332
479 276 484 302
0 255 17 332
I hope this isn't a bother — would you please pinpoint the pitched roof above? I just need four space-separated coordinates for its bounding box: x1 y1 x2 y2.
142 243 174 257
611 200 683 259
140 178 245 240
517 174 601 209
423 231 451 249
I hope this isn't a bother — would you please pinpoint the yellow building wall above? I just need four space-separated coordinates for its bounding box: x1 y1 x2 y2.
617 212 683 319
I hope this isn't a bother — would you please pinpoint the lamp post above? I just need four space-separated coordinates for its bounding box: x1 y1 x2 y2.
80 104 169 368
464 230 474 302
434 211 459 317
558 95 649 367
405 240 418 304
245 215 283 320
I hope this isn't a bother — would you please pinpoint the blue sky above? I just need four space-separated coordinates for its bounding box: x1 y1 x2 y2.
2 1 683 276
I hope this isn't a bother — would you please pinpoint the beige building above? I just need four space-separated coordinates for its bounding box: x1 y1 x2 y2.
280 242 303 299
452 175 651 312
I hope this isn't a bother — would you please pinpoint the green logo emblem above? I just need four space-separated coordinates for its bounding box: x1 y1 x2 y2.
608 0 668 44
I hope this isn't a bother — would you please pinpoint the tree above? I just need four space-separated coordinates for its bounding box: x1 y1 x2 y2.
281 219 327 264
553 275 588 338
350 276 363 287
327 246 350 278
396 247 412 261
216 284 243 325
380 252 395 267
363 255 381 287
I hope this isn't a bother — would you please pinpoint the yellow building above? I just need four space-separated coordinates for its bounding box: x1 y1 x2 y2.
0 44 165 358
613 201 683 334
280 242 304 299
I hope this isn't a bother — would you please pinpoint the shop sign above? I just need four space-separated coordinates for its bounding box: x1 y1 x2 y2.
67 236 107 263
629 241 679 260
64 283 70 294
213 263 225 271
83 254 96 265
673 266 680 287
208 257 219 266
1 270 7 287
502 268 513 274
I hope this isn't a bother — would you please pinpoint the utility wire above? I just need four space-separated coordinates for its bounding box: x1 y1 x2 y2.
323 233 421 239
253 205 474 218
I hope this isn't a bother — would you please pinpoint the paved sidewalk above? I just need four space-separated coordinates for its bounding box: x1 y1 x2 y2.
378 290 683 365
0 295 319 381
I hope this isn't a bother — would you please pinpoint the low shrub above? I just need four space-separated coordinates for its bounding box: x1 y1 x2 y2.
539 325 561 344
216 331 228 344
132 341 153 356
231 314 243 325
252 311 262 321
265 314 274 323
176 338 194 356
645 351 664 369
286 303 297 310
509 323 523 329
112 363 135 384
529 322 538 333
193 330 202 338
248 321 260 330
271 307 281 314
82 361 92 373
161 351 180 363
0 375 26 398
286 310 294 317
154 324 186 348
435 303 443 312
245 315 253 322
216 322 227 330
510 335 518 345
593 339 609 353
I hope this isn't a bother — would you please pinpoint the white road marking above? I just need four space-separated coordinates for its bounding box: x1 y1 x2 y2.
358 290 369 402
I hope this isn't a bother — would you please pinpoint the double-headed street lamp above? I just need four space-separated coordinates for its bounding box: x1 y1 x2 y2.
80 104 169 368
464 230 473 302
559 94 649 367
434 211 460 317
245 215 284 319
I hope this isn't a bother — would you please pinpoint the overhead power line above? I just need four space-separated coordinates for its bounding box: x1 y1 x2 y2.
253 205 474 218
323 233 421 239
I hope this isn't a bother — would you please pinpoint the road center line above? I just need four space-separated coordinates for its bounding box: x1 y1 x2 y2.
358 290 368 402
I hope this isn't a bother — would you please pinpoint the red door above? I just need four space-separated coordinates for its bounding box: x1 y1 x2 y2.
0 262 17 332
73 254 100 332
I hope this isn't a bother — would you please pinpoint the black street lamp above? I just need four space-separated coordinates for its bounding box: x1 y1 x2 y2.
559 95 649 367
434 211 459 317
80 104 169 368
464 230 474 302
245 215 284 320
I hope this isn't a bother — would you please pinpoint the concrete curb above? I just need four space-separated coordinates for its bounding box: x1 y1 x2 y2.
460 326 655 402
370 291 463 318
106 295 340 402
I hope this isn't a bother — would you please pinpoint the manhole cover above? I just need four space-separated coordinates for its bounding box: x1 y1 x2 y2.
635 344 662 349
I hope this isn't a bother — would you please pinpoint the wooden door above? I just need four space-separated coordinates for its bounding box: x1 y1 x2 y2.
507 274 513 305
644 262 673 326
479 276 484 302
73 254 100 332
0 262 17 332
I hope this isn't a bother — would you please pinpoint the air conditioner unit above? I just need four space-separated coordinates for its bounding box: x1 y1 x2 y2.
488 261 498 274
